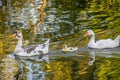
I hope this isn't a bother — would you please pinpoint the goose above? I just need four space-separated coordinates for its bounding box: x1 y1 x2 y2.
84 30 120 49
13 30 50 56
62 44 78 52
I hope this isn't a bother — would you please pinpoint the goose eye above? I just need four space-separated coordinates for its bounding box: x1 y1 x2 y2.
14 31 17 34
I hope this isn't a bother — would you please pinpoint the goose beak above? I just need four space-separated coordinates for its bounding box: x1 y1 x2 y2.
84 32 89 37
12 33 17 37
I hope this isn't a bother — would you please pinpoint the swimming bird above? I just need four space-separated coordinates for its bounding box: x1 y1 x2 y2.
84 30 120 49
62 44 78 52
13 30 50 56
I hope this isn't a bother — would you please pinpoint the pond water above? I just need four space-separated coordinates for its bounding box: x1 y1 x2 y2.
0 0 120 80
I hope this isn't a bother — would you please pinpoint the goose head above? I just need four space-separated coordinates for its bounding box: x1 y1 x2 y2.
84 30 94 37
62 44 68 52
62 44 68 49
13 30 22 39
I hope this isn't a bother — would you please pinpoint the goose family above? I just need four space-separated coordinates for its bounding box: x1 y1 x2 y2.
84 30 120 49
62 44 78 52
13 30 50 56
12 30 120 56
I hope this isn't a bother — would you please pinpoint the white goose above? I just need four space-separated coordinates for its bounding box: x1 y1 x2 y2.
84 30 120 49
13 30 50 56
62 44 78 52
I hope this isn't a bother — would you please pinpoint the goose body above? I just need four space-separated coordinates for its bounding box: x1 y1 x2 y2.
62 44 78 52
85 30 120 49
13 30 50 56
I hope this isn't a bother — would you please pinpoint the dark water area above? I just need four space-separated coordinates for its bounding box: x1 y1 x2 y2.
0 0 120 80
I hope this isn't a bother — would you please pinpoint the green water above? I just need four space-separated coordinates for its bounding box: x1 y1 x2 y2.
0 0 120 80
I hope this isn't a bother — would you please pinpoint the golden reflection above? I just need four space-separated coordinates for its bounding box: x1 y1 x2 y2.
45 57 92 80
97 58 120 80
0 32 17 54
34 0 47 34
0 34 3 53
0 0 120 79
4 34 16 53
0 55 18 80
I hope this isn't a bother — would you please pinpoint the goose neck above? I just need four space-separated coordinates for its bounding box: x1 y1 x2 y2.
16 38 22 48
90 34 95 43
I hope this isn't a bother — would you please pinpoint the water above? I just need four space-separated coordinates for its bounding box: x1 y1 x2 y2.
1 48 120 80
0 0 120 80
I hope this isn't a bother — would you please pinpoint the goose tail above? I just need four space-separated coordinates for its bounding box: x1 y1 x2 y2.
45 39 50 46
114 35 120 42
42 39 50 54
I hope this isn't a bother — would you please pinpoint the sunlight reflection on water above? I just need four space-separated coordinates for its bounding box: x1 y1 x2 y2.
0 0 2 6
0 47 120 80
0 0 120 80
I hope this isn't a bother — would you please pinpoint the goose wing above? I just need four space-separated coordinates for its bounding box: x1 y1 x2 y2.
96 39 114 48
23 45 38 54
23 44 46 54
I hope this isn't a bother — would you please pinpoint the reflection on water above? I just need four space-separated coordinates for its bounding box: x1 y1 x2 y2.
0 48 120 80
1 0 119 49
88 47 120 58
0 0 120 80
0 0 2 6
87 48 120 80
0 0 120 46
88 47 120 65
88 50 95 65
8 54 49 80
0 54 18 80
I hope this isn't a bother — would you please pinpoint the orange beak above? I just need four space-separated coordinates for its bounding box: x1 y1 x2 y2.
12 33 17 37
84 32 89 37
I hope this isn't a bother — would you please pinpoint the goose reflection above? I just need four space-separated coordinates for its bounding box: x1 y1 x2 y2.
87 48 112 66
87 47 120 65
88 50 95 65
13 54 49 80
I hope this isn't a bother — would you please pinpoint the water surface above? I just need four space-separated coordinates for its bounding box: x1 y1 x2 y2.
0 0 120 80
